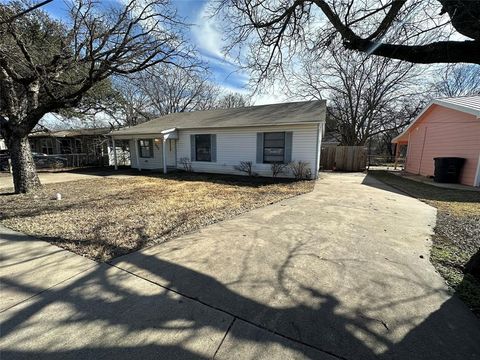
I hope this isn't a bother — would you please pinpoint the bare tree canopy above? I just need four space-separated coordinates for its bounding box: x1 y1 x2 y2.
135 65 219 115
102 64 219 128
290 47 425 145
216 92 251 108
432 64 480 97
0 0 192 193
217 0 480 80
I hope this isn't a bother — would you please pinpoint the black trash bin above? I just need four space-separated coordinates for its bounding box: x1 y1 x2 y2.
433 157 465 183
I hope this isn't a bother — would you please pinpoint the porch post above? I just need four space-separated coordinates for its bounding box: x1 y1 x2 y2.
112 137 118 170
394 143 400 170
134 138 141 171
162 138 167 174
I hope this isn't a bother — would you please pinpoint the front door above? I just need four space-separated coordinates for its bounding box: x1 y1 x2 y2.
165 139 176 168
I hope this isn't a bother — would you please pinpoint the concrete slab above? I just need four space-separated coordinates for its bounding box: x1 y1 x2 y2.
215 319 338 359
391 171 480 192
0 263 232 359
113 172 480 360
0 172 103 190
0 226 97 311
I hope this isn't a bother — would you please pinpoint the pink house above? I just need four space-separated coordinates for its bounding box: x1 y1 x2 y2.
392 96 480 187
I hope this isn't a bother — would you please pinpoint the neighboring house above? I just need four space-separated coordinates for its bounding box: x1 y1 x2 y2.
111 101 326 178
392 96 480 187
29 128 112 166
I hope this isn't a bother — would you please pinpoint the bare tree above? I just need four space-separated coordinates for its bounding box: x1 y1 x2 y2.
0 0 52 24
217 0 480 82
291 47 425 145
432 64 480 97
216 92 251 108
106 77 154 128
0 0 192 193
133 64 219 115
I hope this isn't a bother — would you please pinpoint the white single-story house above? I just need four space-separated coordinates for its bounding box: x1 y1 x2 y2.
110 100 326 178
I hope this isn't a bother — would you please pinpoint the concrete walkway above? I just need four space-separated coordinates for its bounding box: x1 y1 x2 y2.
0 172 101 190
1 173 479 359
0 169 135 190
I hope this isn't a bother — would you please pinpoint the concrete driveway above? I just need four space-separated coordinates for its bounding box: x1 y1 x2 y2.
1 173 479 359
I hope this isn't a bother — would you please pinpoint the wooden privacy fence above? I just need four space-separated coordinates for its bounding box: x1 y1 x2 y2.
320 146 367 172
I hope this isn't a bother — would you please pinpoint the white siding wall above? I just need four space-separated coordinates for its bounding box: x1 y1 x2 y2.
129 138 163 170
125 124 322 177
176 124 321 178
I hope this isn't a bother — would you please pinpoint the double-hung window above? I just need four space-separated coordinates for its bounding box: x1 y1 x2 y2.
263 132 285 163
195 134 212 162
138 139 153 158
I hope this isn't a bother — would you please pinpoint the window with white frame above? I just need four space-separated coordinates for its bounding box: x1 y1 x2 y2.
263 132 285 163
195 134 212 162
138 139 153 158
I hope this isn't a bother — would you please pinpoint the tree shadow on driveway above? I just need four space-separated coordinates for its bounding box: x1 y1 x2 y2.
1 235 479 360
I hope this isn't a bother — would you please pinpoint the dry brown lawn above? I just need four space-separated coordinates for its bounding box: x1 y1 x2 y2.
0 173 314 261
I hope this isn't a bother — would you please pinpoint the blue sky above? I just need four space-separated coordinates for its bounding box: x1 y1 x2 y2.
41 0 252 98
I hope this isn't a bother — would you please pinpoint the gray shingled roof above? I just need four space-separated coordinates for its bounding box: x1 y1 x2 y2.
29 127 111 138
112 100 326 136
435 95 480 116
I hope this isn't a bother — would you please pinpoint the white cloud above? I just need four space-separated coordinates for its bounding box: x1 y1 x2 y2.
192 1 244 69
193 2 228 61
190 1 299 106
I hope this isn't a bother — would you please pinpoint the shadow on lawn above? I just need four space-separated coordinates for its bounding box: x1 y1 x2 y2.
1 230 479 359
55 166 307 188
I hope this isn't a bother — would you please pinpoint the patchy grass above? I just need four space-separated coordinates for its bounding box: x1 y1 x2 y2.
369 171 480 316
0 172 314 262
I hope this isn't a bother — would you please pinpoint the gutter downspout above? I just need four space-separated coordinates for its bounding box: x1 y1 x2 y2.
474 153 480 187
314 122 323 178
405 132 411 171
418 127 428 175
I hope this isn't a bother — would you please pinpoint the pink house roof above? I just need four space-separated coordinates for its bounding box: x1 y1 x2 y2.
392 95 480 144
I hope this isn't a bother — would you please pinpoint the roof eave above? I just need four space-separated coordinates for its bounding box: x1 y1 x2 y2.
111 120 325 137
434 99 480 118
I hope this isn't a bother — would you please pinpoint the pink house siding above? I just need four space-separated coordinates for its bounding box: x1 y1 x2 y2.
404 105 480 186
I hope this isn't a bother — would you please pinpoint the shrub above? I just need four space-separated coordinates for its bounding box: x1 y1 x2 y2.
289 161 311 180
234 161 257 177
271 162 288 179
179 157 193 172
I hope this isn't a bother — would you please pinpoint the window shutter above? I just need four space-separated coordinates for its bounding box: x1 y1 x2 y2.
149 139 154 157
284 132 293 163
211 134 217 162
256 133 264 164
190 135 196 161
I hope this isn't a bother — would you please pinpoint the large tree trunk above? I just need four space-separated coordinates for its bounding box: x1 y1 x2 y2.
464 249 480 281
6 135 41 193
